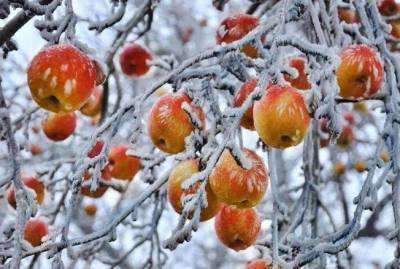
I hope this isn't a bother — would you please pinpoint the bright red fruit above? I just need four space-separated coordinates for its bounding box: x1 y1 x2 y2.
246 259 270 269
378 0 399 16
233 79 258 130
108 144 141 180
27 44 97 113
284 57 311 90
81 165 111 198
42 112 76 141
7 176 45 209
88 140 105 158
24 218 48 247
119 44 152 76
215 205 261 251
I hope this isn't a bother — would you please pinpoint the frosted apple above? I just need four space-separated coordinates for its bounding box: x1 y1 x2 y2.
108 144 140 180
27 44 97 113
7 176 45 209
148 93 205 154
80 86 103 117
119 44 152 76
24 218 48 247
42 112 76 141
246 259 270 269
284 57 311 90
337 125 354 148
253 84 310 149
337 45 383 98
81 165 111 198
214 205 261 251
168 160 221 221
209 148 268 208
233 79 258 130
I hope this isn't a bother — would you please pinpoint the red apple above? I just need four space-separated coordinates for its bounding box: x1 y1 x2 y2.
84 204 97 216
168 160 222 221
88 140 104 158
81 166 111 198
30 144 43 155
246 259 270 269
148 93 205 154
337 125 354 148
108 144 140 180
284 57 311 90
24 218 48 247
27 44 97 113
119 44 152 76
233 79 258 130
378 0 398 16
7 176 45 209
215 205 261 251
42 112 76 141
216 14 260 58
253 84 310 148
209 148 268 208
338 8 359 24
337 45 384 98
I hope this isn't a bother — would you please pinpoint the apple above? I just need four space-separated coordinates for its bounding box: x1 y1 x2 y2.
168 160 222 221
233 79 258 130
338 8 359 24
80 86 103 117
246 259 270 269
337 125 354 148
119 44 152 76
378 0 398 16
283 57 311 90
253 84 310 149
390 20 400 38
354 160 366 172
334 162 346 175
337 45 384 98
7 176 45 209
182 27 194 44
380 150 390 162
147 93 205 154
216 14 260 58
88 140 104 158
84 204 97 216
108 144 140 180
209 148 268 208
24 218 48 247
343 112 355 125
30 144 43 155
81 165 111 198
27 44 97 113
42 112 76 141
214 205 261 251
353 101 368 113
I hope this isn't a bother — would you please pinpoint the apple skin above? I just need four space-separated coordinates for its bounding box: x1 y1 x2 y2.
119 44 152 76
233 79 258 130
24 218 48 247
343 112 355 125
84 204 97 216
108 144 140 180
253 84 310 149
87 140 105 158
381 151 391 162
27 44 97 113
167 160 222 222
338 8 359 24
42 112 76 141
7 176 45 209
378 0 398 16
337 45 384 98
80 86 103 117
214 205 261 251
30 144 43 155
216 14 260 58
209 148 268 208
81 165 111 198
246 259 270 269
337 125 354 148
334 162 346 175
284 57 311 90
147 93 205 154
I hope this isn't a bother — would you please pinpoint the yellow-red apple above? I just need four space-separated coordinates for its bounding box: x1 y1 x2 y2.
209 148 268 208
80 86 103 117
81 165 111 198
253 84 310 148
337 45 384 98
168 160 222 221
84 204 97 216
147 93 205 154
7 176 45 209
284 57 311 90
246 259 270 269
